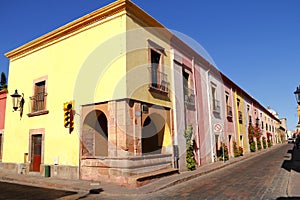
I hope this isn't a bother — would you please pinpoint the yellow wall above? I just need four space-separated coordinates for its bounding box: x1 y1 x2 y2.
3 13 127 166
234 92 248 152
125 16 173 109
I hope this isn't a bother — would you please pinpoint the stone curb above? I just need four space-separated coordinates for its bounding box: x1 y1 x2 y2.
0 144 285 196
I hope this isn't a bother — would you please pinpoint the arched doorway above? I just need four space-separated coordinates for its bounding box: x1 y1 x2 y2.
142 113 165 155
82 110 108 157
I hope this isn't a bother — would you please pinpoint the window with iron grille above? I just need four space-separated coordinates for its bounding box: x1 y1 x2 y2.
28 79 48 117
31 81 46 112
211 83 220 113
225 92 232 118
183 70 195 106
148 49 169 94
150 49 160 89
237 98 242 124
238 111 243 124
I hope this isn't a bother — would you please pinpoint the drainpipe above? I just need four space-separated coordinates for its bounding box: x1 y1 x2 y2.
231 88 237 152
170 48 179 168
205 67 214 162
191 57 201 166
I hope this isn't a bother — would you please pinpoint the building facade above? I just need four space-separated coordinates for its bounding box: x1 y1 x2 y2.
0 89 7 162
2 0 282 186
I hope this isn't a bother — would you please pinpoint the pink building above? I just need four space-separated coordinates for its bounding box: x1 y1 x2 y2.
221 75 238 158
0 89 7 161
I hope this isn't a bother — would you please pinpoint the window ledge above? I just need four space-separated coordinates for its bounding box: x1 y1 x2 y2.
27 110 49 117
149 86 169 96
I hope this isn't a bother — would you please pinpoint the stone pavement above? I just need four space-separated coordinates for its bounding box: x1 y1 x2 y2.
0 143 299 197
288 144 300 197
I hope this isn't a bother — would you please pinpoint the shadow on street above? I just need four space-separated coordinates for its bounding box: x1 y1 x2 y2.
281 144 300 173
76 188 104 199
0 182 77 200
0 181 104 200
278 144 300 200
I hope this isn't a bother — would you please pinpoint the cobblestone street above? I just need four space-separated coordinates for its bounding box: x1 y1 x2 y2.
0 144 298 199
100 144 293 200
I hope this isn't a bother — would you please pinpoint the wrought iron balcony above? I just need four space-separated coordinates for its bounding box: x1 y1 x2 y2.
148 67 170 94
184 86 195 106
29 92 48 113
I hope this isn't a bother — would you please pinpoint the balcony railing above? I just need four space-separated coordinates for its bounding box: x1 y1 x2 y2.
184 86 195 106
29 92 48 113
148 67 170 94
212 99 220 113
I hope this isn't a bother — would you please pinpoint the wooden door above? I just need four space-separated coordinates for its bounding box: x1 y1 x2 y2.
30 134 42 172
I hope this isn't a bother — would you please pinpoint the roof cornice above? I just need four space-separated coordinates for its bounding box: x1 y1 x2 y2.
5 0 131 61
5 0 177 61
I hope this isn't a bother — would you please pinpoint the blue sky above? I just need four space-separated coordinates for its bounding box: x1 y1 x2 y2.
0 0 299 130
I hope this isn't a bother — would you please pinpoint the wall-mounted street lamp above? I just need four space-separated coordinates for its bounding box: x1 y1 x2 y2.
294 86 300 105
10 89 25 118
294 86 300 129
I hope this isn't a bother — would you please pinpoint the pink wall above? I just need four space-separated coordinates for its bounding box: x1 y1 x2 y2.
223 84 237 158
0 90 7 130
194 64 211 165
223 86 236 139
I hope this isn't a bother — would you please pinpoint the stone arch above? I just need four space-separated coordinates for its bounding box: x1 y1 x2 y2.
142 113 166 155
82 110 108 157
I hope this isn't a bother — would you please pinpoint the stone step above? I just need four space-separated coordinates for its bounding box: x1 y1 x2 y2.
128 168 179 187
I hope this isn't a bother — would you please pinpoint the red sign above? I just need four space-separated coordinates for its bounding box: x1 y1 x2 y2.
214 123 223 132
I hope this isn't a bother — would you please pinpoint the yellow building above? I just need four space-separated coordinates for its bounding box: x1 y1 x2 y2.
234 92 249 153
2 0 283 186
3 0 176 185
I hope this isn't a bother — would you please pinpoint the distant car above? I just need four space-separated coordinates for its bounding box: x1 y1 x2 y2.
288 138 295 143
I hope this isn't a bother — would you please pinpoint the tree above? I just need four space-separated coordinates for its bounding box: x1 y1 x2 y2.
0 72 7 90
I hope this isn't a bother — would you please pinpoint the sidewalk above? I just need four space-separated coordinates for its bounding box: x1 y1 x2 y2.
288 144 300 197
0 143 295 197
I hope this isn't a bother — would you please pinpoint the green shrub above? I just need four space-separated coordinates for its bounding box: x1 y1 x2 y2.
262 137 267 149
186 145 196 170
184 125 196 171
233 141 239 157
218 142 229 161
250 141 256 152
267 140 272 147
257 140 262 151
